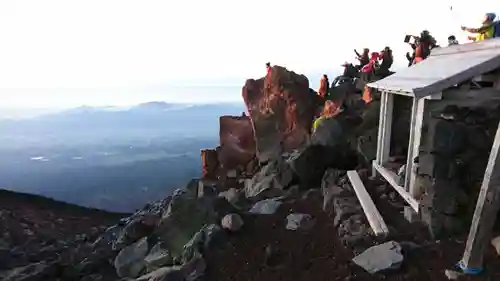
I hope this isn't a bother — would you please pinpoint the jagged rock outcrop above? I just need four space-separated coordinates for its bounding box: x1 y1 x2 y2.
242 65 321 162
201 149 219 180
218 115 256 170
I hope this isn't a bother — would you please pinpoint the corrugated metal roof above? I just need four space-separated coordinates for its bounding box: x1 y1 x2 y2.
368 38 500 98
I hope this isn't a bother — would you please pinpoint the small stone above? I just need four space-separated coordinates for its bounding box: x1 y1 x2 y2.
352 241 403 274
285 213 315 231
249 198 282 215
492 236 500 256
221 214 244 232
445 269 463 280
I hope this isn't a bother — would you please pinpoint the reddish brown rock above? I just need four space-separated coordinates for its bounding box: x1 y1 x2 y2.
201 149 219 180
218 115 256 170
242 66 320 162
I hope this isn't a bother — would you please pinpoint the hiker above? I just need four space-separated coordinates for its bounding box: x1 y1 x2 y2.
265 62 272 76
377 46 393 77
360 52 380 82
340 62 359 79
318 74 330 98
354 48 370 69
312 100 342 133
448 35 459 46
413 30 435 64
461 13 497 41
263 62 274 115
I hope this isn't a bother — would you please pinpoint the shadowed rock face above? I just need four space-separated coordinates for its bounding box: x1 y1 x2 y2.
218 116 256 169
242 66 320 162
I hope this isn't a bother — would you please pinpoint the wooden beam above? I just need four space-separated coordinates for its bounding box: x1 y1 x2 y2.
373 162 420 213
459 120 500 272
347 170 389 236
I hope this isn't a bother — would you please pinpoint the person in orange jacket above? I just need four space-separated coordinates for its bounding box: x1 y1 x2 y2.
318 74 330 98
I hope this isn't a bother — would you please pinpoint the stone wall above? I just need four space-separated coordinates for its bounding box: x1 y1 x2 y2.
417 87 500 238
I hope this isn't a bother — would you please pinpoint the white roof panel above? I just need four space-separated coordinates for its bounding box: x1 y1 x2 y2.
368 38 500 98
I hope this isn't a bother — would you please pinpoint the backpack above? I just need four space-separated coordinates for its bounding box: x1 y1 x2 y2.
494 22 500 38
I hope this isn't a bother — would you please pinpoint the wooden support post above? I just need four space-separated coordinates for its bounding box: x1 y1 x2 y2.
404 97 426 222
374 91 394 177
459 120 500 273
347 170 389 236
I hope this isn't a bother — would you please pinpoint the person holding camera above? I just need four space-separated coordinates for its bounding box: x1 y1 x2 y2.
411 30 436 65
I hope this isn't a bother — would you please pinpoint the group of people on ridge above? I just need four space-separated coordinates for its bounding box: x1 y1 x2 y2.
310 12 500 134
264 12 500 135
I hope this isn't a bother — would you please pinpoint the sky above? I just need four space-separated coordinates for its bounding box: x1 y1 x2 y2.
0 0 499 108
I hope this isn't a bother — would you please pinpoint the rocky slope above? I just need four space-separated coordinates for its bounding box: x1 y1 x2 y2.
2 65 500 281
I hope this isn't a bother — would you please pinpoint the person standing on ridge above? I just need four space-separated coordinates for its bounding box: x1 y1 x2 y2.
354 48 370 69
318 74 330 98
377 47 393 77
263 62 274 115
266 62 272 76
413 30 435 64
360 52 380 81
461 13 497 41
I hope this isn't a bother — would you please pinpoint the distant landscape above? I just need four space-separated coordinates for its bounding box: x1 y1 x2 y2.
0 101 246 212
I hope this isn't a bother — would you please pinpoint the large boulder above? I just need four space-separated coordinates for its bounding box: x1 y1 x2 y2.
154 189 217 260
288 145 358 190
242 65 320 162
218 115 256 170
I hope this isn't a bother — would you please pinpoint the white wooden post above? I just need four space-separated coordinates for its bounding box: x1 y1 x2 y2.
373 91 394 177
404 97 426 221
459 120 500 272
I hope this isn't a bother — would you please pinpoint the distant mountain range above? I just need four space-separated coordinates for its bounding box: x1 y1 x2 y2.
0 101 246 148
0 101 246 212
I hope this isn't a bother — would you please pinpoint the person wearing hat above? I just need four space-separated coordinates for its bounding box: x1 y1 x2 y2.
461 13 497 41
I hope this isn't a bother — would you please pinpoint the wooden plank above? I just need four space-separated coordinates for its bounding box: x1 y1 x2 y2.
459 120 500 272
347 170 389 236
373 162 420 213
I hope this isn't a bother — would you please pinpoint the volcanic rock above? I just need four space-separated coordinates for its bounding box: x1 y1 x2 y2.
242 65 321 162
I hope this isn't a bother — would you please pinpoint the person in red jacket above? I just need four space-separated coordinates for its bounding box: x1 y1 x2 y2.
361 52 380 73
266 62 272 76
263 62 274 115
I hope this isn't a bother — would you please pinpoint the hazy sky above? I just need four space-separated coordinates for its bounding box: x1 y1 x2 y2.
0 0 498 108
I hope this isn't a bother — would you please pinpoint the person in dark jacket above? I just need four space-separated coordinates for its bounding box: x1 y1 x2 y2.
377 46 393 77
354 48 370 69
